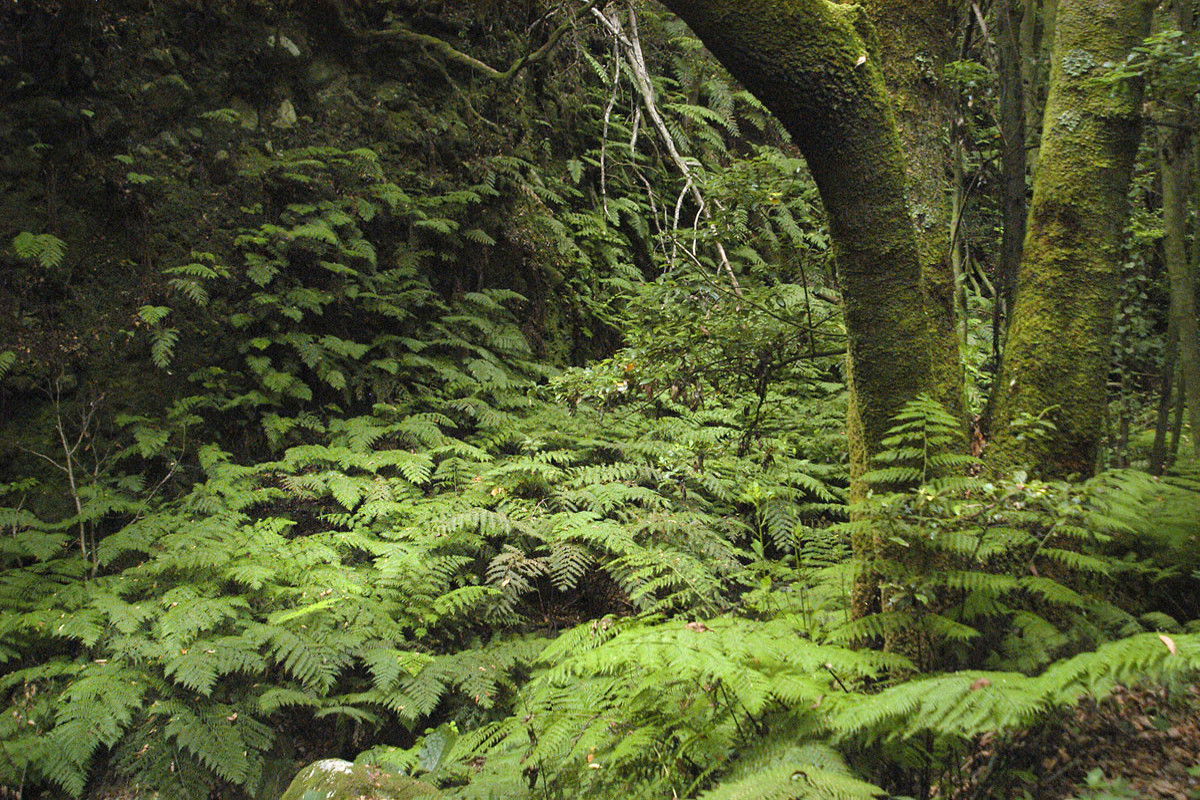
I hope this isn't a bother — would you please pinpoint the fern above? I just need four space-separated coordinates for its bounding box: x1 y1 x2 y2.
697 765 884 800
0 350 15 380
12 231 67 269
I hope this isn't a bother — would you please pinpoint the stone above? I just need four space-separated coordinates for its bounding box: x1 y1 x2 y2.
267 33 303 58
208 149 234 184
372 81 408 109
141 74 193 117
228 97 259 130
278 759 441 800
305 59 342 89
273 98 298 128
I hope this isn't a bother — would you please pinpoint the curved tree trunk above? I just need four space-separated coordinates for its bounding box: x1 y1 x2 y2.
657 0 939 623
988 0 1155 477
656 0 934 478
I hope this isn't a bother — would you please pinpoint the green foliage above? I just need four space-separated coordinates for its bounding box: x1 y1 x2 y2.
1095 28 1200 114
833 396 1173 674
1068 769 1139 800
1 6 1197 800
11 232 67 269
362 616 899 799
4 146 1196 799
377 614 1200 800
0 119 851 795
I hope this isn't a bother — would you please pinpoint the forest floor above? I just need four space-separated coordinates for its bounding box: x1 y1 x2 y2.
953 685 1200 798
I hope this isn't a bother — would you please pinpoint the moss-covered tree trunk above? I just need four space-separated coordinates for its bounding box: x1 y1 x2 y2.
1161 0 1200 461
851 0 967 430
657 0 937 620
656 0 934 473
988 0 1155 477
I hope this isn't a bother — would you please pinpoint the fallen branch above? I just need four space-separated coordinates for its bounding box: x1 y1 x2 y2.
359 0 605 81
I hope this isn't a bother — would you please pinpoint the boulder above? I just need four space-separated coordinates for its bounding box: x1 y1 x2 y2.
228 97 259 130
306 59 343 89
273 98 298 128
141 74 193 117
279 759 441 800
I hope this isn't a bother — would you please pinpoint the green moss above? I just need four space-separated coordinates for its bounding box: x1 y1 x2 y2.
279 759 441 800
855 0 966 437
661 0 949 629
140 73 193 117
988 0 1155 478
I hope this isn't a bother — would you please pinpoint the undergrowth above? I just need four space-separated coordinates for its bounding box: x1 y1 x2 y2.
0 9 1198 799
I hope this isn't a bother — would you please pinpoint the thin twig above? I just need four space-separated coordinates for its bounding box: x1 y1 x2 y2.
610 5 743 295
599 38 622 217
359 0 605 82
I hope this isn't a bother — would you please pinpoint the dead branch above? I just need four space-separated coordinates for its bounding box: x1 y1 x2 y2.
359 0 605 81
606 5 742 295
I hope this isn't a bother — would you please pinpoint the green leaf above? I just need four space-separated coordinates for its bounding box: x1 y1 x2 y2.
12 232 67 268
566 158 583 184
0 350 16 380
418 723 458 774
138 305 172 325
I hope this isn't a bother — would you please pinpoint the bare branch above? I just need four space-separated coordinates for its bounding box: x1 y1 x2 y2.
360 0 605 81
611 5 742 295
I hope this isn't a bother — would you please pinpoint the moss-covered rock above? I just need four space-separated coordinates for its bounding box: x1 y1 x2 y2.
140 73 192 117
279 759 441 800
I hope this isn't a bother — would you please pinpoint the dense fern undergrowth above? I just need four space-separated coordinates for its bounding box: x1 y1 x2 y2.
1 137 1197 798
1 4 1199 800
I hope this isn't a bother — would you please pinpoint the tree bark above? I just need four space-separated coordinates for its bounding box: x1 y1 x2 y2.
851 0 967 430
996 0 1028 340
988 0 1155 478
1161 0 1200 461
1020 0 1040 128
1150 319 1180 475
1171 370 1187 461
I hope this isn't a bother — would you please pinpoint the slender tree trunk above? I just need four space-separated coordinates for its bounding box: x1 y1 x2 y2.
1022 0 1059 170
951 137 972 361
1020 0 1040 127
988 0 1155 478
1162 144 1200 462
1042 1 1060 54
1161 0 1200 461
996 0 1028 339
1150 321 1179 475
1171 370 1187 462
